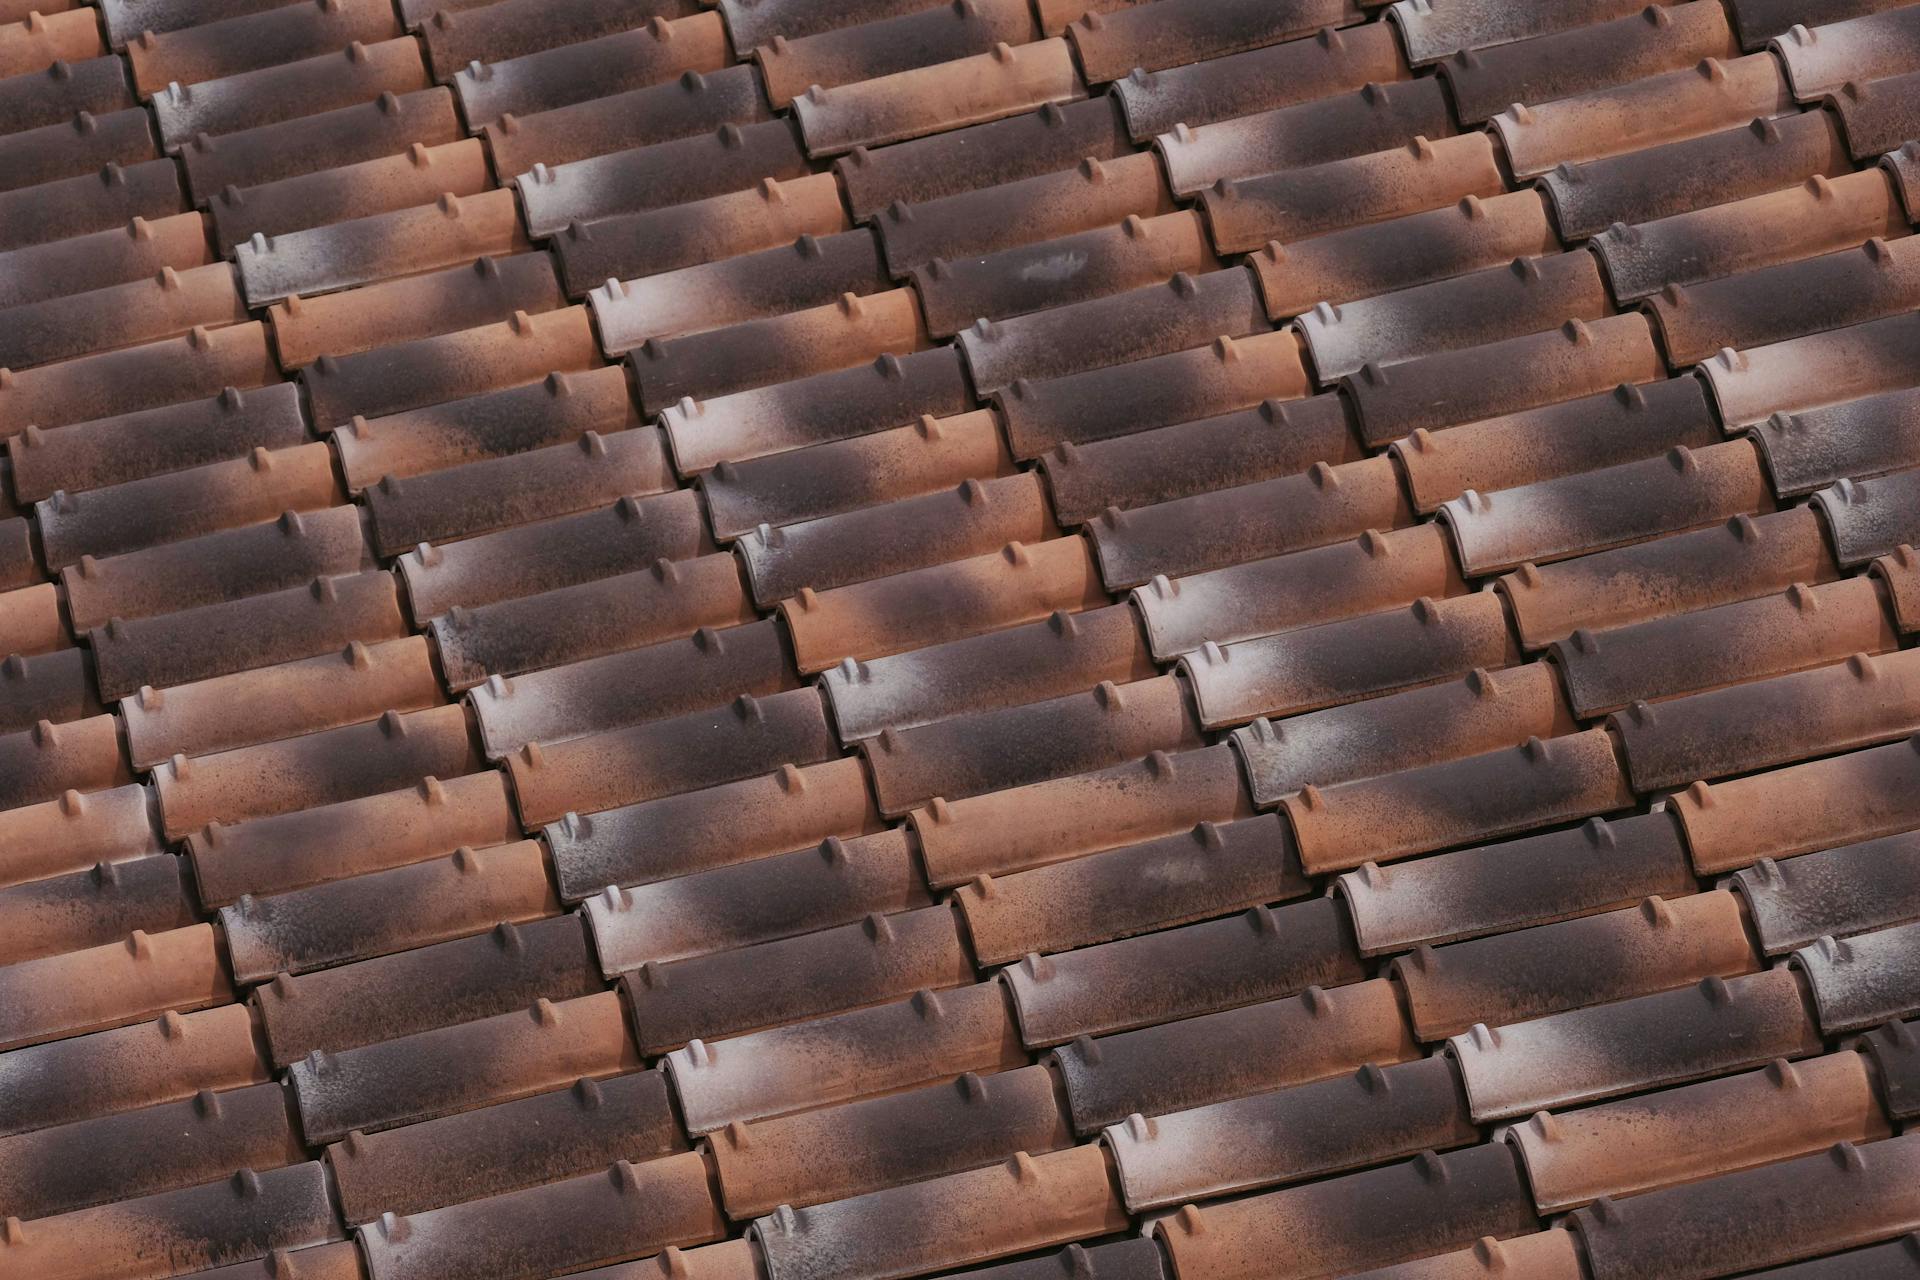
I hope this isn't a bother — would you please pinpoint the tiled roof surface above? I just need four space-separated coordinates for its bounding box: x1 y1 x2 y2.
2 0 1920 1277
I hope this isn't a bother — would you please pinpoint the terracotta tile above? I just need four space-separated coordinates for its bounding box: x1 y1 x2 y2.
1011 896 1364 1051
427 552 756 690
1539 109 1851 242
1005 332 1311 463
781 534 1108 674
545 756 879 901
633 288 922 418
1300 251 1612 383
1728 0 1918 48
1134 523 1461 660
0 712 131 814
127 0 401 94
0 1081 302 1220
1441 2 1739 125
0 7 103 78
0 1163 341 1280
1677 736 1920 874
1734 830 1920 956
589 226 885 352
1815 467 1920 565
219 839 557 982
0 107 158 196
750 1144 1125 1280
621 903 974 1052
822 601 1150 742
63 505 374 632
100 0 308 45
958 814 1307 965
1346 312 1664 447
2 322 275 439
151 38 431 152
0 156 184 254
328 1070 683 1223
0 55 134 136
1862 1017 1920 1123
1454 967 1825 1121
1184 590 1519 729
422 0 703 77
1112 21 1406 140
1090 453 1410 588
912 742 1249 889
1568 1132 1920 1280
505 686 837 828
1108 1055 1473 1213
1387 0 1651 64
452 13 731 128
738 472 1055 605
1253 190 1559 320
10 381 306 503
1203 132 1504 254
835 95 1130 221
301 307 599 431
1339 809 1695 956
1069 0 1356 84
701 409 1009 540
1285 727 1634 875
757 0 1035 109
1555 576 1898 718
557 173 848 299
586 827 927 969
1052 976 1415 1133
1492 53 1793 180
368 431 674 556
179 88 463 201
1232 662 1573 803
1796 922 1920 1034
1514 1051 1888 1213
861 671 1204 817
122 636 439 768
484 63 772 178
1596 169 1906 305
471 617 796 760
0 782 165 889
717 0 943 50
1156 78 1456 196
1393 377 1719 513
1156 1144 1537 1280
333 370 642 491
663 982 1026 1135
1397 892 1759 1039
188 771 519 906
263 914 601 1068
291 990 637 1143
1333 1231 1586 1280
1776 5 1920 102
89 568 406 703
0 645 101 732
0 213 210 316
153 702 478 837
243 198 535 319
0 921 231 1051
791 38 1082 157
0 1003 265 1138
1876 543 1920 631
710 1064 1068 1217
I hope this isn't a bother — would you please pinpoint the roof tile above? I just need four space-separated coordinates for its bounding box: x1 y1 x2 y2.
187 770 519 906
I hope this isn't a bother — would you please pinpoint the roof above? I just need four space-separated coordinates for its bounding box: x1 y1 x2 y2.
2 0 1920 1277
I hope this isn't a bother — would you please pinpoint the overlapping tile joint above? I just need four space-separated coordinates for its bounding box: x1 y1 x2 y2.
4 0 1920 1275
